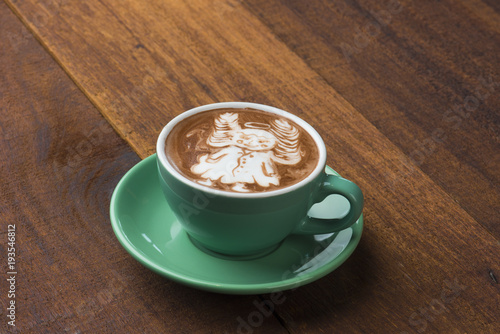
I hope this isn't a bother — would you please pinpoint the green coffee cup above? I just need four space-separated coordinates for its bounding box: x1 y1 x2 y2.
157 102 363 258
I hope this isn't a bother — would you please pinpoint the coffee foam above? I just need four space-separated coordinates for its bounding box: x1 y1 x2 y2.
166 108 319 193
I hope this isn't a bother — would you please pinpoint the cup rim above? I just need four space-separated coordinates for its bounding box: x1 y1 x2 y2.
156 102 327 198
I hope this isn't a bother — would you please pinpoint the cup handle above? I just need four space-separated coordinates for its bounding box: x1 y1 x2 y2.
294 174 364 234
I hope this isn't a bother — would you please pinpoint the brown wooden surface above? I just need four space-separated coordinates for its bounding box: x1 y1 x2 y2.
1 0 499 333
0 3 289 333
243 0 500 238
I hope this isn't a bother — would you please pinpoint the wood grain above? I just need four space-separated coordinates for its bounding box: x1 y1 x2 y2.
243 0 500 237
3 0 500 333
0 3 289 333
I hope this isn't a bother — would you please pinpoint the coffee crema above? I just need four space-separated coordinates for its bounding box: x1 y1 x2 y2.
165 108 319 193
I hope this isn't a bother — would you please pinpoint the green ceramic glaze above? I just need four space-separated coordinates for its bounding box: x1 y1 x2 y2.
110 154 363 294
156 102 364 257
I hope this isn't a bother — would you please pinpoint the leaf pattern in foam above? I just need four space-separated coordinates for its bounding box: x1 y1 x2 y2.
207 112 240 147
271 119 302 164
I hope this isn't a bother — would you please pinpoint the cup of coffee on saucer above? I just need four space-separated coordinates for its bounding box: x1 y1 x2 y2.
156 102 363 259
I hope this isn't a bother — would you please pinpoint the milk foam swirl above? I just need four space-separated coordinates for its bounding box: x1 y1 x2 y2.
190 112 303 192
166 108 319 193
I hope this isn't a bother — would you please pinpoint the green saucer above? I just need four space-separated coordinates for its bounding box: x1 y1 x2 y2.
110 154 363 295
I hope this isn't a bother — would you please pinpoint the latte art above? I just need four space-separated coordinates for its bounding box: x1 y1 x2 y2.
191 112 303 192
166 108 319 193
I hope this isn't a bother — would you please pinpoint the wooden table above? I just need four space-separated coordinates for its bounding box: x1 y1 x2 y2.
1 0 498 332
